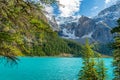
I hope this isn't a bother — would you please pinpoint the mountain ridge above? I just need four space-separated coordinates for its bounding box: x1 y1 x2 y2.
55 2 120 43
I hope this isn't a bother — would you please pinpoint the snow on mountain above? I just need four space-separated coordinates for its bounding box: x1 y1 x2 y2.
42 1 120 43
57 2 120 43
94 1 120 28
56 16 81 39
56 16 80 25
62 28 79 39
81 32 93 39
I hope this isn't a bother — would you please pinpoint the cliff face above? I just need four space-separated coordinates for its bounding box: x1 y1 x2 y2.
75 16 96 38
57 2 120 43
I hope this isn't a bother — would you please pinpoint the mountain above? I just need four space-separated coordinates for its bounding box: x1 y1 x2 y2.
57 1 120 43
44 11 59 31
57 16 80 39
94 1 120 28
0 0 86 58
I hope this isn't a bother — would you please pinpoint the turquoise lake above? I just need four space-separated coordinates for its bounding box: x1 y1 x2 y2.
0 57 113 80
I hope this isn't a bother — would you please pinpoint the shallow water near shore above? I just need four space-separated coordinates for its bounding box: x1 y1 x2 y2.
0 57 113 80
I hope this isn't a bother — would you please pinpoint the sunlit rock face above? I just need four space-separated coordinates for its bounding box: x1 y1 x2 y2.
56 2 120 43
94 1 120 28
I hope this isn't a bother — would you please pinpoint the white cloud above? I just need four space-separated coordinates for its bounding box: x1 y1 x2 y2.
91 6 98 11
104 0 117 7
58 0 82 17
44 5 54 15
105 0 111 4
42 4 55 21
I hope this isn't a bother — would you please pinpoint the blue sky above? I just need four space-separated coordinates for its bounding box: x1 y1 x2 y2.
51 0 118 18
79 0 105 17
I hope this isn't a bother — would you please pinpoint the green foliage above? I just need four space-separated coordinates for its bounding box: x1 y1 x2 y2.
111 18 120 80
0 0 85 61
0 32 14 42
0 0 56 61
92 42 113 56
79 39 107 80
96 59 107 80
79 58 99 80
64 39 84 56
79 39 98 80
111 18 120 34
113 48 120 80
43 36 70 56
82 39 94 58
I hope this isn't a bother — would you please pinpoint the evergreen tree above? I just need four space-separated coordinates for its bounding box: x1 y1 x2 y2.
79 39 107 80
0 0 56 61
0 0 84 63
111 18 120 80
79 39 98 80
96 58 107 80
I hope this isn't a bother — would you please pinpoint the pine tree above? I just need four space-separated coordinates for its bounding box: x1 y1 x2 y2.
111 18 120 80
79 39 99 80
79 39 107 80
96 58 107 80
0 0 56 61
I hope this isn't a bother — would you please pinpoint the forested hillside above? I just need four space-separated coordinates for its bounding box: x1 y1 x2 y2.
0 0 85 61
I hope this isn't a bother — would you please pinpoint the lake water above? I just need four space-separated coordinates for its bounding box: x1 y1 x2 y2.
0 57 113 80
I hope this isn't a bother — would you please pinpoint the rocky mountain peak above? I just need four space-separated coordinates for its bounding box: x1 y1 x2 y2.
98 2 120 16
57 1 120 43
78 15 91 24
46 1 120 43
